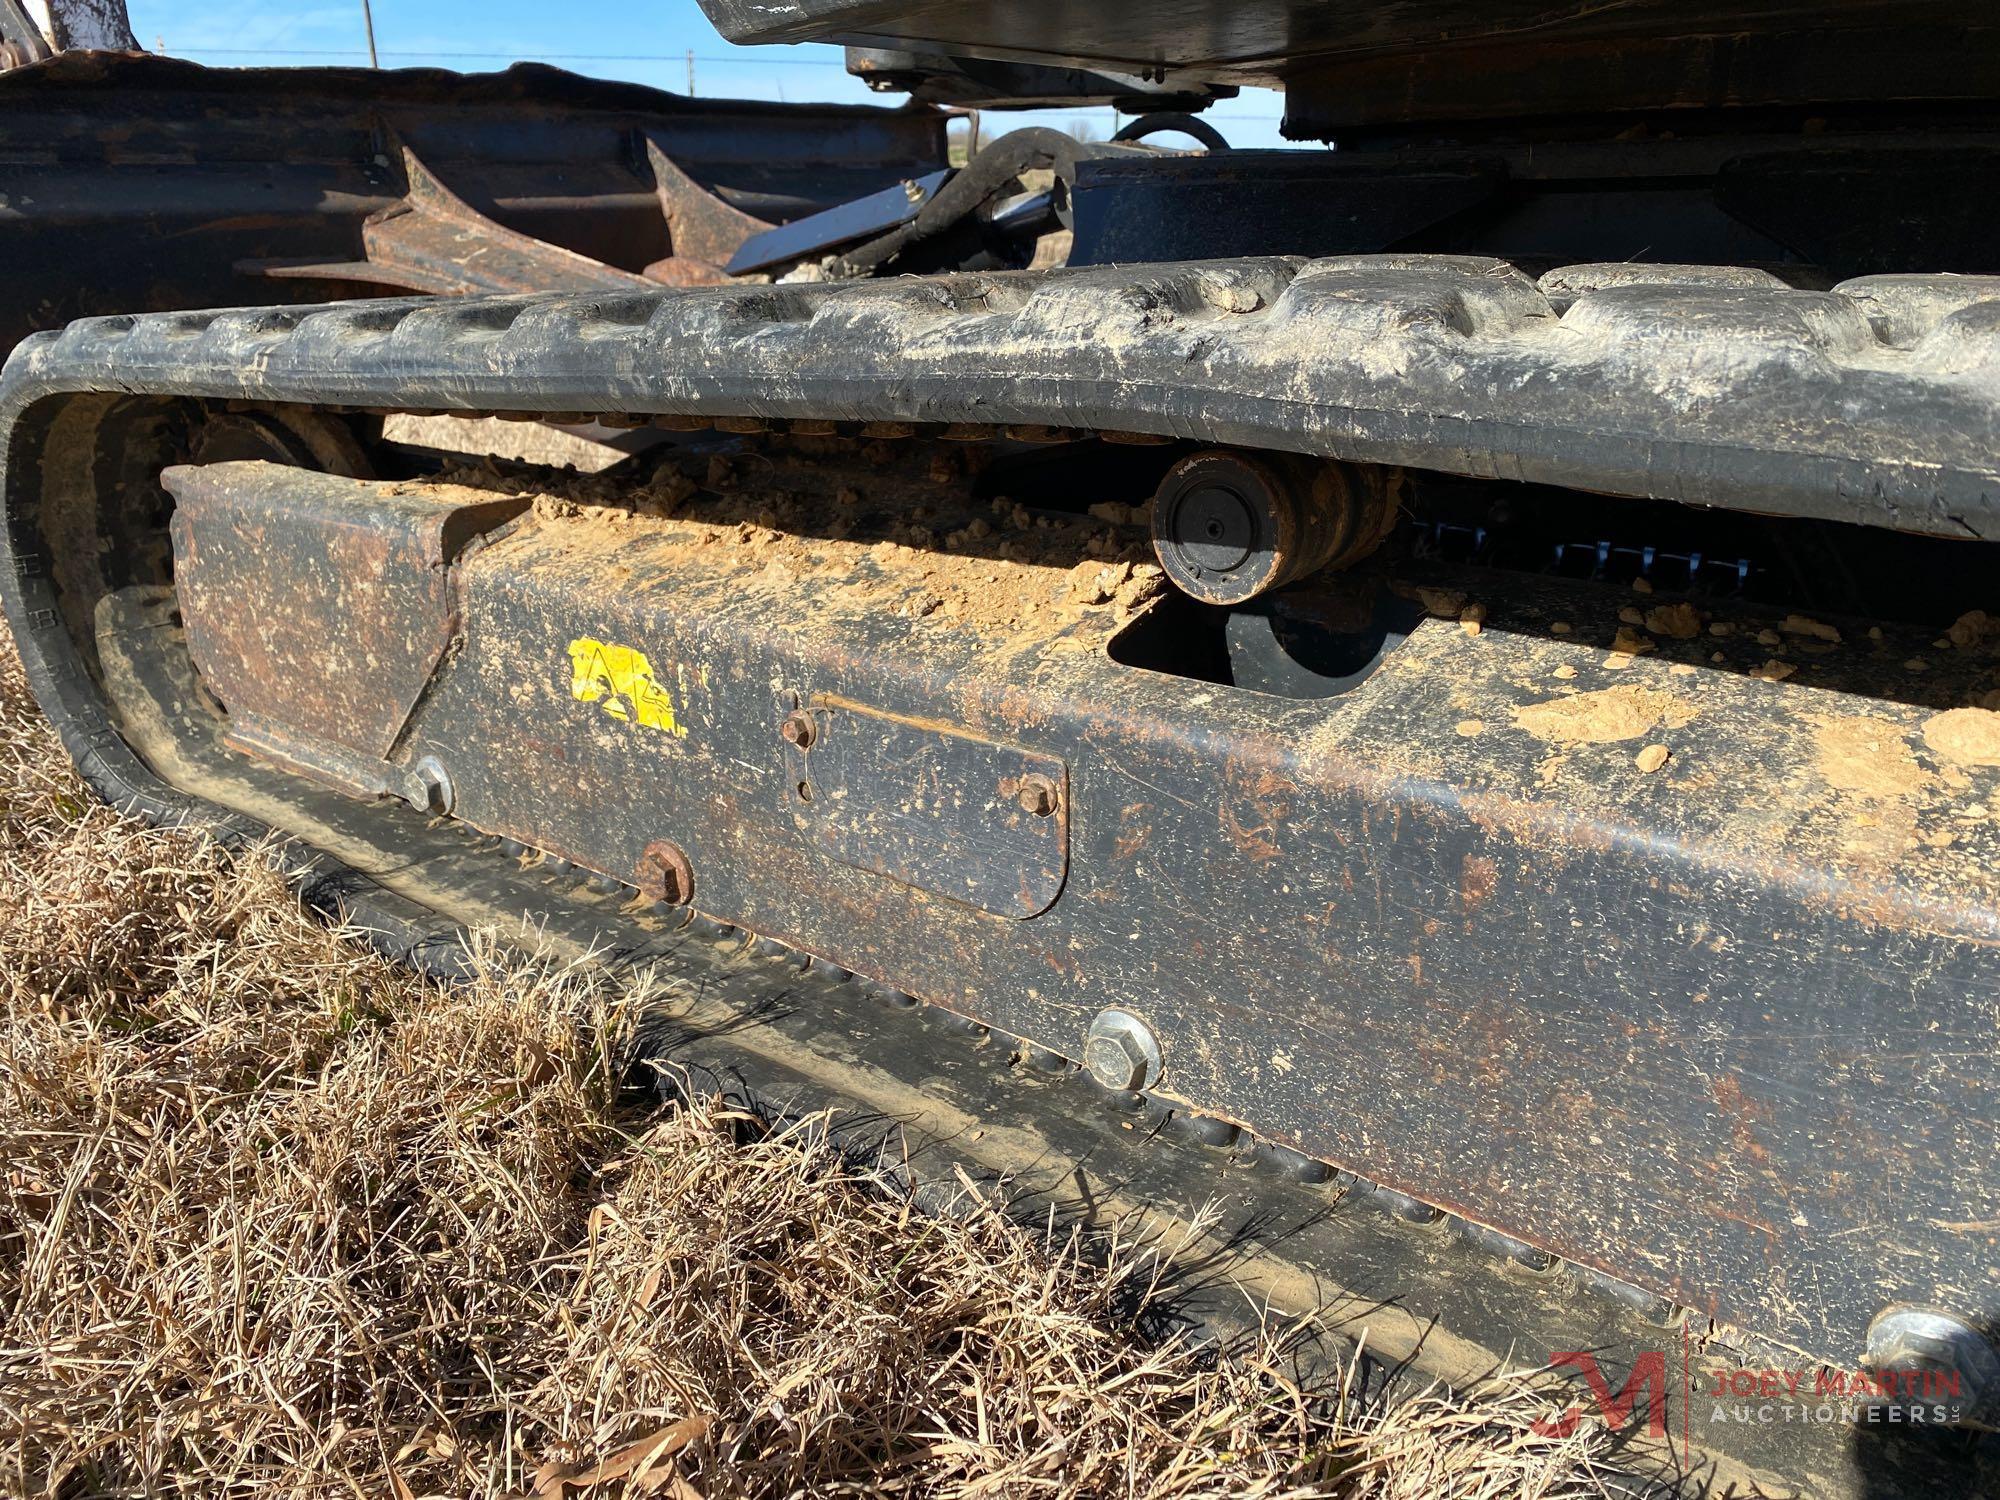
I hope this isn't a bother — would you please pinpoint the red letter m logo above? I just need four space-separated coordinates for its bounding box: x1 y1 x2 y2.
1531 1351 1670 1438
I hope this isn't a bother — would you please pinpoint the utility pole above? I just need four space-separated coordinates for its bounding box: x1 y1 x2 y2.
360 0 379 68
685 48 694 96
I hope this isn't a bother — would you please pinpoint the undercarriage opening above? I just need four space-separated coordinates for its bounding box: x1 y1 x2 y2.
26 391 2000 719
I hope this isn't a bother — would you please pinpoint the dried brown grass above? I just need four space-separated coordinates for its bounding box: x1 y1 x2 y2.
0 630 1613 1498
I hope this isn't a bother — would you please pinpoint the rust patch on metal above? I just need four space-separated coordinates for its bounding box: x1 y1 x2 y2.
254 141 657 296
643 136 774 285
163 461 527 795
1459 852 1497 913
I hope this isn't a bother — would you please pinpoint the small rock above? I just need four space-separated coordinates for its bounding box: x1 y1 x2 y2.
1635 744 1671 774
1455 719 1485 737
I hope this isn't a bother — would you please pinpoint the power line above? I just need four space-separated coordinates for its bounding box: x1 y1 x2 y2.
157 43 1288 121
170 46 855 66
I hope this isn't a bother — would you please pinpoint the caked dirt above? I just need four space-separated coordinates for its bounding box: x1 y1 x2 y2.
1809 713 1929 800
440 438 1169 651
1510 683 1700 745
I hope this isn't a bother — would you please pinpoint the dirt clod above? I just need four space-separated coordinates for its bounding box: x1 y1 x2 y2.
1947 610 2000 650
1634 743 1671 774
1645 602 1704 640
1924 706 2000 767
1779 614 1841 644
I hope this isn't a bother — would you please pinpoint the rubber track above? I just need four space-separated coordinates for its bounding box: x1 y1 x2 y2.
5 260 2000 1494
4 255 2000 539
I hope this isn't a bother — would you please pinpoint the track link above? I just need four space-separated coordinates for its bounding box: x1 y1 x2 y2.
5 256 2000 538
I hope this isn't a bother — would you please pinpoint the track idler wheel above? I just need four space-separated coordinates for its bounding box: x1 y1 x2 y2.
1149 449 1403 603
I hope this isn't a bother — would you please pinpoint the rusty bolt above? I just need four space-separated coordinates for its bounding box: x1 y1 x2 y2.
635 839 695 906
1084 1008 1163 1092
1016 772 1060 817
780 710 817 750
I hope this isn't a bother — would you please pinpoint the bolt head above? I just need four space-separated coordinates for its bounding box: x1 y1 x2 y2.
1016 773 1059 817
1865 1306 2000 1426
635 839 694 906
404 755 453 817
780 711 816 749
1084 1008 1162 1092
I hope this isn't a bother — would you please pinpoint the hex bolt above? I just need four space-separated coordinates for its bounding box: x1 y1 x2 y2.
779 710 817 750
1084 1008 1163 1092
404 755 454 817
1864 1306 2000 1425
1016 772 1060 817
634 839 695 906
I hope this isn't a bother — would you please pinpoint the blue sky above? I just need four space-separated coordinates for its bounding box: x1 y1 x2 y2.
124 0 1294 148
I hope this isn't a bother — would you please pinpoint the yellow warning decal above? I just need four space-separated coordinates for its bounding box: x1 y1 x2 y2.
566 637 686 736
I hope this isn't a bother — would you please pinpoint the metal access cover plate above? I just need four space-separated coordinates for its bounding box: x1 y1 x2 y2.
789 698 1067 918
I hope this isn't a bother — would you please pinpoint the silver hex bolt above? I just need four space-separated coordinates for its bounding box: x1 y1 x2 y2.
404 754 454 817
1864 1306 2000 1426
1084 1008 1163 1092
